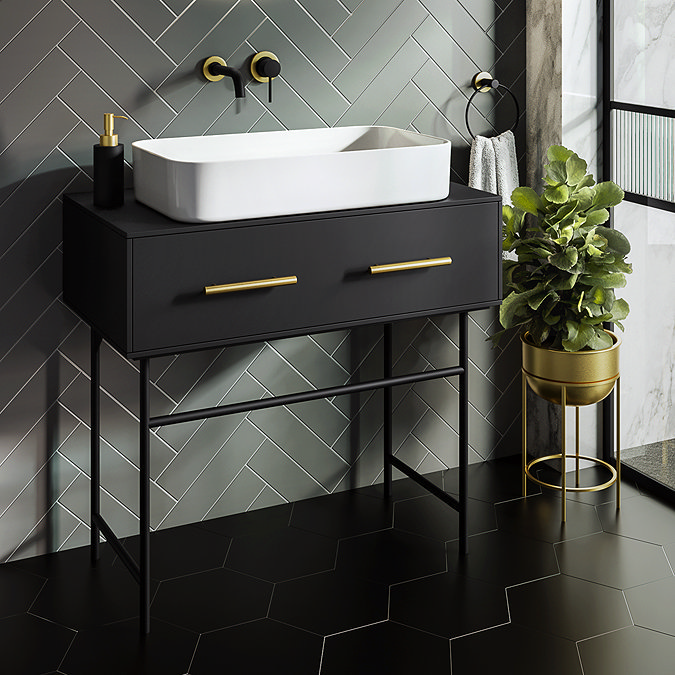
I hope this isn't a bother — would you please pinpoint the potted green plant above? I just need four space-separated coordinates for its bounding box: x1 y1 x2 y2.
495 144 631 406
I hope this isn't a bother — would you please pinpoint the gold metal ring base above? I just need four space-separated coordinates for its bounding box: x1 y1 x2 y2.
525 454 617 493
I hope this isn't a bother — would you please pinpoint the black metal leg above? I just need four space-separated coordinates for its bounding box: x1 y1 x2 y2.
458 313 469 555
383 323 393 499
90 331 102 564
139 358 151 634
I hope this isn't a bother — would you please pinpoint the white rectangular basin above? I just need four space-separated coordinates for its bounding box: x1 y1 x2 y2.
132 126 451 223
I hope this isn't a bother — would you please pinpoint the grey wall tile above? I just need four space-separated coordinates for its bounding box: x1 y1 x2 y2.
334 0 427 101
0 148 77 257
337 37 427 126
0 304 78 421
0 256 64 362
60 23 175 137
374 82 427 129
0 0 78 102
269 336 349 389
0 403 79 514
204 466 269 521
0 0 53 52
249 406 348 491
0 99 78 205
413 15 478 88
248 439 326 502
255 0 348 80
298 0 349 35
0 48 77 153
114 0 177 41
333 0 403 56
159 419 266 528
63 0 175 86
157 0 240 62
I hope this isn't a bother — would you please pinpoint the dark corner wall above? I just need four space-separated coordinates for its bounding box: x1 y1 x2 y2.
0 0 525 562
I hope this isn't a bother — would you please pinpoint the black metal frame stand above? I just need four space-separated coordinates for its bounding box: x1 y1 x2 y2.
90 313 470 634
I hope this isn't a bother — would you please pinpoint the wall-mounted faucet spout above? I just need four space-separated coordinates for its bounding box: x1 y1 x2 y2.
202 56 246 98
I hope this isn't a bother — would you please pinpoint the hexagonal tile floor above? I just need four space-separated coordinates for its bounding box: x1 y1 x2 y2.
2 457 675 674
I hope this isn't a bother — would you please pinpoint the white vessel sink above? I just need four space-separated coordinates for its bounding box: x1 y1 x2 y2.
132 126 451 223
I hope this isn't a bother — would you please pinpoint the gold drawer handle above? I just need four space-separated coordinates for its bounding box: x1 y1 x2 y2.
369 256 453 275
205 275 298 295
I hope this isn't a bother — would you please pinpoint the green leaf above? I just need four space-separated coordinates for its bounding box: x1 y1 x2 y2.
610 298 630 320
575 175 596 190
572 186 595 210
499 289 538 328
547 145 574 163
592 181 625 209
546 161 568 185
549 248 578 271
544 184 570 203
566 153 588 185
562 323 595 351
588 329 613 350
585 209 610 226
512 187 544 215
595 226 631 255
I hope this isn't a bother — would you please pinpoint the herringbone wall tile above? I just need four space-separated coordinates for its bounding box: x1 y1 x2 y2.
0 0 525 562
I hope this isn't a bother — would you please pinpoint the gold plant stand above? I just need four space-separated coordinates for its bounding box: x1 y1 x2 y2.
521 333 621 523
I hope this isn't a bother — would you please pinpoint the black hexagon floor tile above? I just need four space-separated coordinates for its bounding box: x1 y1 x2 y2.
358 471 444 502
597 494 675 545
0 563 46 619
321 621 451 675
225 526 336 582
555 532 673 589
624 576 675 636
269 570 388 636
190 618 323 675
444 455 531 503
28 552 157 630
198 502 293 538
389 570 508 638
60 618 197 675
450 622 582 674
0 614 75 675
289 490 393 539
578 626 675 675
536 465 641 506
496 492 602 543
393 494 496 541
335 529 446 585
508 573 632 640
151 567 273 633
121 524 231 581
447 530 558 587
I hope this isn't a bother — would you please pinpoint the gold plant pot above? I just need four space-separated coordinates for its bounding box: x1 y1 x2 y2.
521 330 620 406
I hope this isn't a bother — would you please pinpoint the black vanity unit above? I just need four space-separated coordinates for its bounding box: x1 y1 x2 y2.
63 183 502 633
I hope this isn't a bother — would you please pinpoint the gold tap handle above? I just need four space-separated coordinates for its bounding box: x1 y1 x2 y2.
204 275 297 295
369 256 453 275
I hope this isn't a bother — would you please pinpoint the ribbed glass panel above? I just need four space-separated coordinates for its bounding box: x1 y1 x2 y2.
612 108 675 203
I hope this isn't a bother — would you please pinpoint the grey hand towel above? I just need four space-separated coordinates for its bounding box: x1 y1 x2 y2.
468 130 519 206
468 135 497 195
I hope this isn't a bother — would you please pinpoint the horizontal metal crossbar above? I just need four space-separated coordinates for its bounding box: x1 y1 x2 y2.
92 513 140 584
150 365 464 428
388 455 461 512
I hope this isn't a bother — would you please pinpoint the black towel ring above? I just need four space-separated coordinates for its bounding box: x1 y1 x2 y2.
465 71 520 140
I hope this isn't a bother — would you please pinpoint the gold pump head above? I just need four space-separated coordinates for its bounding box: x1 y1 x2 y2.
100 113 128 147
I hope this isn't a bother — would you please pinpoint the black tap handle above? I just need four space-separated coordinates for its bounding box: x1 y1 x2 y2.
257 57 281 79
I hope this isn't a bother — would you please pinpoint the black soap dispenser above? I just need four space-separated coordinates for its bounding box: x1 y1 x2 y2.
93 113 128 208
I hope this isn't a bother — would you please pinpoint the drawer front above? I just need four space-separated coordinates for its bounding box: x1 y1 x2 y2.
132 202 500 353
